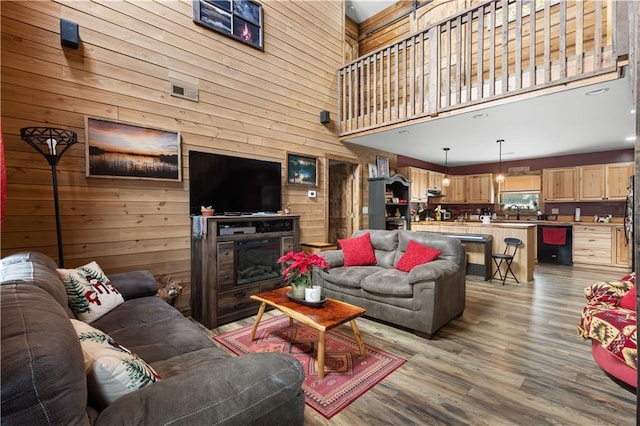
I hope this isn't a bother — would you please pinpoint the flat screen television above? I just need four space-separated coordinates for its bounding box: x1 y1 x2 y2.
189 151 282 216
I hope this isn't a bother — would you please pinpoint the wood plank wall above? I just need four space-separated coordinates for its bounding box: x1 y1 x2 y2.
359 0 565 57
358 0 415 56
0 0 390 313
345 15 359 63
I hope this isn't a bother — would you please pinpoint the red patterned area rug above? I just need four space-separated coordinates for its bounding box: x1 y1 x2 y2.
213 315 406 419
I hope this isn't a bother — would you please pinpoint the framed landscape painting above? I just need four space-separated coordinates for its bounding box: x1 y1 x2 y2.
287 153 317 187
85 117 182 182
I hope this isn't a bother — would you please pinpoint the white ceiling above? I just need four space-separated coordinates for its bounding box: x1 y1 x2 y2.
344 1 637 167
344 74 636 166
345 0 398 23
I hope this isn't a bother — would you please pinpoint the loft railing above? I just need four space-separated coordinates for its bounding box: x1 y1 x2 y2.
338 0 629 136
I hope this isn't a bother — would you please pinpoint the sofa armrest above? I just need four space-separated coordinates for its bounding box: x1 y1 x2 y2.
318 249 344 268
584 280 634 306
407 259 459 284
95 353 305 425
108 270 157 300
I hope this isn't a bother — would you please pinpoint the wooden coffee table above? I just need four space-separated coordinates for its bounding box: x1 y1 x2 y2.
250 286 366 379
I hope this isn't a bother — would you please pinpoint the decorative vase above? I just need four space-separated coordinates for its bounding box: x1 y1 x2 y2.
290 284 305 299
305 285 322 302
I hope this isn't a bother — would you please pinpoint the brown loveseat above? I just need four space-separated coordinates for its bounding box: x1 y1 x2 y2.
1 251 305 425
313 229 466 339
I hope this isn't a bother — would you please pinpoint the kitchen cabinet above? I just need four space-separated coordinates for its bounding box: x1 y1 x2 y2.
368 174 411 230
398 166 428 201
578 165 606 201
573 224 632 271
427 171 444 191
466 173 494 203
442 175 466 203
572 225 612 266
500 174 541 192
605 162 633 200
543 167 577 202
578 162 633 201
615 226 631 267
441 174 493 204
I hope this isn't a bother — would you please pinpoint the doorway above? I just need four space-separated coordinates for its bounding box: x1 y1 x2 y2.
328 159 360 244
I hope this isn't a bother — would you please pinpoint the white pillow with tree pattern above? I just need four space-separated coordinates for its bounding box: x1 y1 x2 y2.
70 319 161 407
57 261 124 323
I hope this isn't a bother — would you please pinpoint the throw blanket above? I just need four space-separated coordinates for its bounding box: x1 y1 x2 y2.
192 216 208 239
578 277 638 370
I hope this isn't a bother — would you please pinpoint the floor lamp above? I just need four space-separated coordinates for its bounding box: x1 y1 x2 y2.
20 127 77 268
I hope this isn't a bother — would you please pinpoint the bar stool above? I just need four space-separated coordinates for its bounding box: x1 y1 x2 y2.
491 237 522 285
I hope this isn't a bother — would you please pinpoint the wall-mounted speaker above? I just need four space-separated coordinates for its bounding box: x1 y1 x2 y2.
60 19 79 49
320 110 330 124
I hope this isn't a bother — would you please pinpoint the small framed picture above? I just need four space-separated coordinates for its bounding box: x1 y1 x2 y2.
376 155 390 178
286 153 317 187
368 163 378 178
193 0 263 50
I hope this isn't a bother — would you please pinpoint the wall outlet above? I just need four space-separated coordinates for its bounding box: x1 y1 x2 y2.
551 208 559 214
307 190 316 198
362 206 368 214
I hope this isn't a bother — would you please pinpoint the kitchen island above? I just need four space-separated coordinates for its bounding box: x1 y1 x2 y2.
411 221 536 283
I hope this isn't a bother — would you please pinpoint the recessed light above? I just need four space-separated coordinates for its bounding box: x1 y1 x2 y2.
631 109 636 114
585 88 609 95
473 113 488 119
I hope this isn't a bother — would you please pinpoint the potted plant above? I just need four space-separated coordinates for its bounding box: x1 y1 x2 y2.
278 250 329 300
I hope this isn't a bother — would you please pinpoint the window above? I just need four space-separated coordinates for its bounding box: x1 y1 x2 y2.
499 174 541 212
500 192 540 211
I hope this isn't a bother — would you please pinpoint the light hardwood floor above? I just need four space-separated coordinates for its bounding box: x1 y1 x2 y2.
210 264 637 425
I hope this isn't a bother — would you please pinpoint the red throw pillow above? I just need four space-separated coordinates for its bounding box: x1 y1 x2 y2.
339 233 376 266
620 285 636 310
396 240 442 272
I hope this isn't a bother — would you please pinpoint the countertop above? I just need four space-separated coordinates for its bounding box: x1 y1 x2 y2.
413 221 536 228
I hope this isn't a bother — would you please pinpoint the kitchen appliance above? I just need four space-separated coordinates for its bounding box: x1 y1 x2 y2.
480 215 491 224
537 225 572 265
442 210 451 220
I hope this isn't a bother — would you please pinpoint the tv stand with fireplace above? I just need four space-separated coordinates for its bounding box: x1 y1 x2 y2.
191 215 300 329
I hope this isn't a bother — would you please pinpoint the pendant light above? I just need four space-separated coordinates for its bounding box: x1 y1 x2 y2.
496 139 505 183
442 147 450 187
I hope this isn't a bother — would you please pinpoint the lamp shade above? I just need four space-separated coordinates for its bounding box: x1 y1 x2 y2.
496 139 505 183
20 127 77 165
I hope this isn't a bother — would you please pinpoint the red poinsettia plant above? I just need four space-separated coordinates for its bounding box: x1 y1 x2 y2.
278 251 330 289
